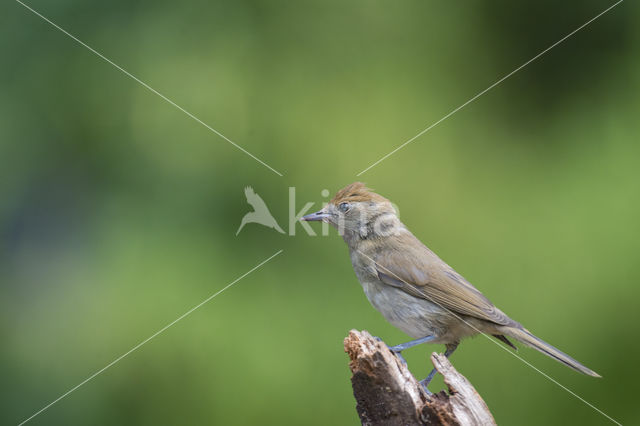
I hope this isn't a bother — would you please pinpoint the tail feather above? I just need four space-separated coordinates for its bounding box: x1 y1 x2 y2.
501 327 600 378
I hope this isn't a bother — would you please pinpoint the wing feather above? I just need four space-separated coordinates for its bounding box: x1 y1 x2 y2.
374 239 515 327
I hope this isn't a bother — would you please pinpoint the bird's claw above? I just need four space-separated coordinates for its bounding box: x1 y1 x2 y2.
419 379 433 396
387 346 408 365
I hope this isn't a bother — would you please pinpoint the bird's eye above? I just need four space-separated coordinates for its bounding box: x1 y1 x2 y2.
338 202 350 213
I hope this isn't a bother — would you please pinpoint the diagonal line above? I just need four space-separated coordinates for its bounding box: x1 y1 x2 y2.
15 0 284 177
354 248 621 425
356 0 623 176
18 249 284 426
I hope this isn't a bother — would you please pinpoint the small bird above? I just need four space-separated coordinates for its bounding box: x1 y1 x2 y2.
236 186 285 235
302 182 599 390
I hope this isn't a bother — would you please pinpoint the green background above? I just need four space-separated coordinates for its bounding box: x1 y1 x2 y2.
2 1 638 424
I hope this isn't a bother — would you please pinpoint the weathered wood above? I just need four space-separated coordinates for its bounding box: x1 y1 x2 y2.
344 330 496 426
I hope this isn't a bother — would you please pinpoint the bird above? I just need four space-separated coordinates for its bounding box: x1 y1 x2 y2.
302 182 599 391
236 186 285 235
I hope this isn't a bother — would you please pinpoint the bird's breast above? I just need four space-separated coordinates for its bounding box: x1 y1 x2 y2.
356 275 455 341
348 244 481 344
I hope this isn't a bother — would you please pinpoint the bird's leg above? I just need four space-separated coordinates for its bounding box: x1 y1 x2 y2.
420 342 459 394
389 335 436 352
387 335 436 364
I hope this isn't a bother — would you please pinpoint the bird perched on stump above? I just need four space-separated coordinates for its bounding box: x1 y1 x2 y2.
302 182 599 391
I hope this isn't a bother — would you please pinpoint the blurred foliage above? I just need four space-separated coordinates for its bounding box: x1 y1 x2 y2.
1 0 639 425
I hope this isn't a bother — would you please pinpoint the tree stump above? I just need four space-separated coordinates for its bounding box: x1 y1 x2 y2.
344 330 496 426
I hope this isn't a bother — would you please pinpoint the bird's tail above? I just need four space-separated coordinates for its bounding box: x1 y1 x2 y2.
500 326 600 377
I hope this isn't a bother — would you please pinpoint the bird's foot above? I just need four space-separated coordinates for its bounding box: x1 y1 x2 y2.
387 345 408 365
419 378 433 396
419 367 438 395
387 343 408 352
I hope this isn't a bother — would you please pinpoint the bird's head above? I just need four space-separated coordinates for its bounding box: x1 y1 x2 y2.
302 182 403 242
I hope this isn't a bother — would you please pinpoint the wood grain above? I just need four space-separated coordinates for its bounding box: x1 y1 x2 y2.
344 330 496 426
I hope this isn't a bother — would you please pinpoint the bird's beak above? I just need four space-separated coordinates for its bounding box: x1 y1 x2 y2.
301 209 331 222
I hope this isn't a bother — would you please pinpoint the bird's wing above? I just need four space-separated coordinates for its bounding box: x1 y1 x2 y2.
374 239 515 326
